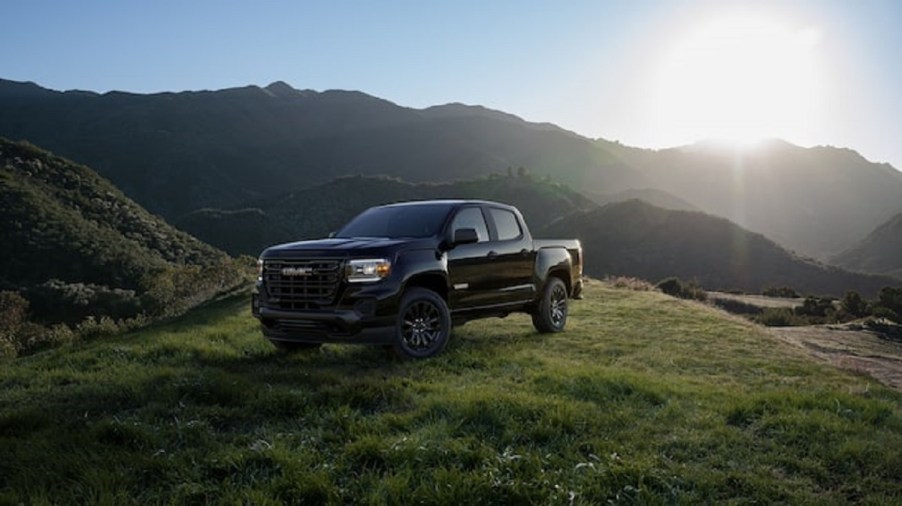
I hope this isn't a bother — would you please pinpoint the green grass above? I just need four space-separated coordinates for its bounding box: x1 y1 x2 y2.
1 281 900 504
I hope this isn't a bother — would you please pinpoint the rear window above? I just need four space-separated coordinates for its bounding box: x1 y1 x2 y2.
490 208 522 241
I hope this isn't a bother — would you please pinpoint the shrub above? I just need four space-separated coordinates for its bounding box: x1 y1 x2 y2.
762 286 800 298
754 307 803 327
605 276 656 291
656 277 707 301
76 316 122 339
795 296 835 318
875 287 902 323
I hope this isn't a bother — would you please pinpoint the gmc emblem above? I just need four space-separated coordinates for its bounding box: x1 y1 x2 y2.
281 266 314 276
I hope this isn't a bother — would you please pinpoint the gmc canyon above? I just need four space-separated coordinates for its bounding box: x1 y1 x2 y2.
252 200 583 358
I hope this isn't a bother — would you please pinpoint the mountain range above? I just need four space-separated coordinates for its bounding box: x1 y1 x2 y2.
4 78 900 264
1 77 901 290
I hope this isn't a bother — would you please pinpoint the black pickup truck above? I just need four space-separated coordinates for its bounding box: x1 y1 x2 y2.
253 200 583 358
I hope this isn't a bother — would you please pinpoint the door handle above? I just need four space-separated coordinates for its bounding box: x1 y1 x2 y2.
487 251 498 260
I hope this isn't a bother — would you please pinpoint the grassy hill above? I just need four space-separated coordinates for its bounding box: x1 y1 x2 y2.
0 138 249 352
1 281 899 503
176 173 597 256
546 200 898 297
832 211 902 280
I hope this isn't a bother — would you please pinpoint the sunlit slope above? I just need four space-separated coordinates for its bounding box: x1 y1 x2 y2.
1 282 899 503
546 199 897 297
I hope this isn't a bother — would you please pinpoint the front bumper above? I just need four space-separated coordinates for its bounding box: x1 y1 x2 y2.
252 280 399 345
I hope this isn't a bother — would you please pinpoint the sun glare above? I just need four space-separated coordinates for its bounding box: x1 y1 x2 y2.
652 14 823 145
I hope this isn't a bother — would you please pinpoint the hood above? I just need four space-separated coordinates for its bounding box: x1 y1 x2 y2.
261 237 435 258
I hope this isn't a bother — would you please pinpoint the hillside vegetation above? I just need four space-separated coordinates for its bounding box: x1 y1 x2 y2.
1 282 899 503
0 138 249 356
176 173 596 256
546 200 898 298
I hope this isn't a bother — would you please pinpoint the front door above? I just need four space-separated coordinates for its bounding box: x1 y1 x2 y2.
446 206 495 310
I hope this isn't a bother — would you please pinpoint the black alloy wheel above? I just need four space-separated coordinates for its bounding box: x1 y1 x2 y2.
532 277 568 333
394 288 451 359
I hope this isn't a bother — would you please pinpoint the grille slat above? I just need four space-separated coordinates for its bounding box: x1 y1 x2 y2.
264 259 343 310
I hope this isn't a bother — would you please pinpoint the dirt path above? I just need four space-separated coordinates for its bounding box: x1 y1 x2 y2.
769 325 902 391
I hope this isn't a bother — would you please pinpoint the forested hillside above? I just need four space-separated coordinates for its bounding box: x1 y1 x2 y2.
0 138 249 356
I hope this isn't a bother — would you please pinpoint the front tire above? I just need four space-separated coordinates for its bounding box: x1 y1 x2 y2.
393 288 451 359
532 277 568 333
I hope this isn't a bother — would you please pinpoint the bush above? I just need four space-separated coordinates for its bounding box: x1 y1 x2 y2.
76 316 122 339
762 286 800 298
24 280 142 325
795 296 835 319
875 287 902 323
605 276 656 291
656 277 707 301
754 308 804 327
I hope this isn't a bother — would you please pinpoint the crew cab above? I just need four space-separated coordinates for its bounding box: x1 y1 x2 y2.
252 200 583 358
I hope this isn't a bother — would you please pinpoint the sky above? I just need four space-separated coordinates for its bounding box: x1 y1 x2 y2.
4 0 901 170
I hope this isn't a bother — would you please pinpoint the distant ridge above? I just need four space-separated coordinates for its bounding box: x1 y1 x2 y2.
544 199 898 298
832 211 902 279
601 138 902 259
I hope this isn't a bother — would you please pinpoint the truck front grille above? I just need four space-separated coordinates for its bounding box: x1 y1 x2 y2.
264 258 343 309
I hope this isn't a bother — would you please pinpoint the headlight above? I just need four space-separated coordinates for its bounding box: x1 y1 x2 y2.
256 258 264 279
346 258 391 283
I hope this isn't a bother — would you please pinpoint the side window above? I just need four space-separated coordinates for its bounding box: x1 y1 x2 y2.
449 207 489 242
490 208 522 241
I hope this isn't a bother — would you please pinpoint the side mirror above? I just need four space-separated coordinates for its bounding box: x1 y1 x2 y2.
328 231 336 238
453 228 479 246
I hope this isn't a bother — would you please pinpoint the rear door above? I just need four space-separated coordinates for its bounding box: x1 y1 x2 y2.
485 206 536 304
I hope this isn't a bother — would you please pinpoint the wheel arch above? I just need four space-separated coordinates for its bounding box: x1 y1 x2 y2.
535 247 573 296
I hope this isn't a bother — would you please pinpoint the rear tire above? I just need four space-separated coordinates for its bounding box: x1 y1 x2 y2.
393 288 451 359
532 277 568 333
270 340 322 353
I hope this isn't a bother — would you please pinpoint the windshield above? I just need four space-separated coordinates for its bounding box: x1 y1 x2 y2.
335 203 454 239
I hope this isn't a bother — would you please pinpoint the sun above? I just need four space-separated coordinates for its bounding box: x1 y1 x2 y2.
651 14 823 145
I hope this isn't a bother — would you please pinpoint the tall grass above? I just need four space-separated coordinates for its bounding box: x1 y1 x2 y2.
1 281 900 503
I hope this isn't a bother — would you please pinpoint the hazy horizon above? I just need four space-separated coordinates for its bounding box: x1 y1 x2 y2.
3 0 901 169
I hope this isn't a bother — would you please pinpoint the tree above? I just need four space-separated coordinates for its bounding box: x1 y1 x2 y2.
840 291 868 318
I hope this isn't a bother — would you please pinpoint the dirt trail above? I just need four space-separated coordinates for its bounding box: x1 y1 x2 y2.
769 325 902 391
